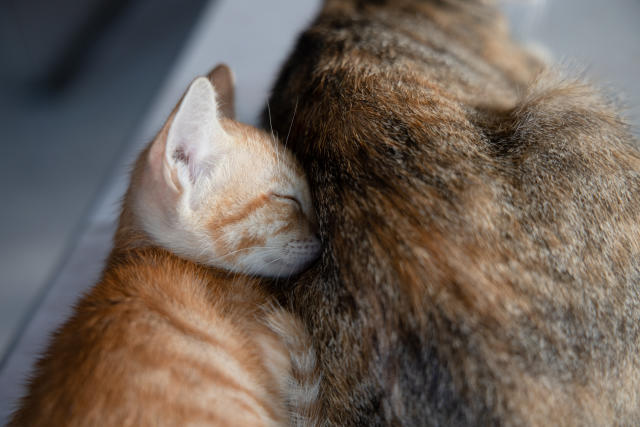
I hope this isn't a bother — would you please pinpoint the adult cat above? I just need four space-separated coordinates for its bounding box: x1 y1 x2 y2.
267 0 640 425
10 66 321 426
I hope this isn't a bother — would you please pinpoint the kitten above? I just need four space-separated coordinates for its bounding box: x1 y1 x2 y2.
266 0 640 425
10 65 321 426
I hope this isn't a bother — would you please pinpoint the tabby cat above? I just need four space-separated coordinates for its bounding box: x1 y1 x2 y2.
10 65 321 426
266 0 640 425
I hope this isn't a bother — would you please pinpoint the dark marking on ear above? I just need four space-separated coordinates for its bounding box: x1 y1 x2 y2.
172 146 189 164
207 64 236 120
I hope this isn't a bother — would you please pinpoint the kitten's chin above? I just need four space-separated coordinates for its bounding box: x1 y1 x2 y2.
216 239 321 278
257 257 317 278
252 244 321 278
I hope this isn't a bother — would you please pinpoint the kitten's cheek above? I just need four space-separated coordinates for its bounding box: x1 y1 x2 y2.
259 257 290 277
262 255 281 265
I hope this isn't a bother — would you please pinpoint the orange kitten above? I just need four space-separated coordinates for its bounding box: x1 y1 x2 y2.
10 65 321 426
134 70 320 277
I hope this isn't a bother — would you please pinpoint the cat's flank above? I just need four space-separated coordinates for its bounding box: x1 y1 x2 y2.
10 65 321 426
266 0 640 425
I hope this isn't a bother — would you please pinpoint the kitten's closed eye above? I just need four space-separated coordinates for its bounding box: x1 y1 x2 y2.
271 193 303 210
138 75 320 278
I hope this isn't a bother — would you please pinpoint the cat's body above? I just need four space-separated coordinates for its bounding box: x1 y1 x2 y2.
11 249 309 426
266 0 640 425
11 67 321 426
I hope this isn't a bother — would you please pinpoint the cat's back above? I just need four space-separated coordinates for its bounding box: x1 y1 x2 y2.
273 0 540 118
10 249 290 427
268 0 640 425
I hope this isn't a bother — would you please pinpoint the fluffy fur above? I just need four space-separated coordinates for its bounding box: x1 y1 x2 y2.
10 65 321 426
266 0 640 425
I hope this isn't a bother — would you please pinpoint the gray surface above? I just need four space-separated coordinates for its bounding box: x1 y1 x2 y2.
0 0 117 82
0 0 639 422
0 0 206 359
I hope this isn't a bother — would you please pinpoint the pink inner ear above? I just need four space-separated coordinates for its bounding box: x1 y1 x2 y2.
173 140 205 184
172 145 189 164
160 77 225 190
171 134 224 187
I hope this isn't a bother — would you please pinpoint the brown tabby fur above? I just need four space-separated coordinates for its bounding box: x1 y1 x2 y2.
10 68 321 426
266 0 640 425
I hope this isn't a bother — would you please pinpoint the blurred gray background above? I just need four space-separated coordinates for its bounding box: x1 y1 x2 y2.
0 0 639 363
0 0 208 358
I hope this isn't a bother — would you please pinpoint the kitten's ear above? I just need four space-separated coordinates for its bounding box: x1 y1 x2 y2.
163 77 227 191
207 64 235 119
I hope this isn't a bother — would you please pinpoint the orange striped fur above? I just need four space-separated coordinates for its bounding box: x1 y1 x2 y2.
10 65 321 426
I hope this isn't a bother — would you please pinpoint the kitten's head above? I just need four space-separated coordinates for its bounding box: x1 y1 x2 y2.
132 65 320 277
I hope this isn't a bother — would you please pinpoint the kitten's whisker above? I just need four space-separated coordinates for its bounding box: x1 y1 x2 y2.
267 100 275 138
267 101 281 173
212 246 280 262
284 97 299 151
